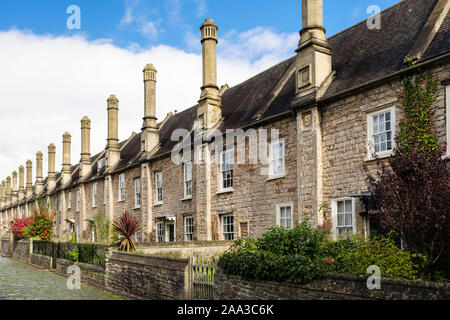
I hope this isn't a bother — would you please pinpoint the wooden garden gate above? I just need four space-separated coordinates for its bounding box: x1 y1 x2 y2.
189 256 216 300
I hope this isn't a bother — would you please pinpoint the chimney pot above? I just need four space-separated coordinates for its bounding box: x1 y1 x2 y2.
106 95 120 168
142 64 159 152
62 132 72 186
48 143 56 192
80 116 92 178
198 18 221 129
26 160 33 197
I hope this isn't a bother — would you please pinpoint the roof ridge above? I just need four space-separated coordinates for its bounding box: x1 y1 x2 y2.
327 0 410 40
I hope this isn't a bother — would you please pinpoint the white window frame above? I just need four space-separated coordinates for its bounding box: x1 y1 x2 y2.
446 85 450 157
92 182 98 208
156 221 164 242
220 149 234 192
118 173 125 202
184 216 194 242
276 203 293 228
221 214 235 241
331 197 356 240
76 190 81 212
183 162 193 199
68 191 72 210
269 138 285 179
367 107 395 160
155 172 163 205
135 230 142 244
134 177 141 208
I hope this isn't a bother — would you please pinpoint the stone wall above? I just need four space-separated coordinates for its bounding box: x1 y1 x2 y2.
106 250 190 300
56 258 106 286
214 268 450 300
0 237 11 256
11 239 30 262
30 252 53 269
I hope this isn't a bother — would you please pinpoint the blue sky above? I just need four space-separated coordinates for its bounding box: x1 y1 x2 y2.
0 0 400 52
0 0 401 179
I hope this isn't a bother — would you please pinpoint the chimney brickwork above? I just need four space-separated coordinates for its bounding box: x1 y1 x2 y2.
197 19 222 129
80 116 92 178
141 64 159 153
62 132 72 186
106 95 121 169
35 151 44 195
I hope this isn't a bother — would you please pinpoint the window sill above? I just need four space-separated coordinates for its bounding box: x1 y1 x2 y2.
154 202 163 207
181 196 193 201
216 188 233 195
266 174 285 181
92 205 98 208
117 199 125 203
442 155 450 161
364 152 393 163
132 206 141 210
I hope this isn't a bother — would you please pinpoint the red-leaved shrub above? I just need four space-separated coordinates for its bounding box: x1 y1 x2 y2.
10 217 33 239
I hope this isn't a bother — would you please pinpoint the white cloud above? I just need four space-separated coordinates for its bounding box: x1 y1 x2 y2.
119 0 160 39
0 27 297 180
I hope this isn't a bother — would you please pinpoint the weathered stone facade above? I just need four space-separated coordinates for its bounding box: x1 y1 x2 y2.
0 0 449 246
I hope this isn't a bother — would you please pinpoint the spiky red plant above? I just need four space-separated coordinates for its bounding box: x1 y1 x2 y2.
112 211 143 252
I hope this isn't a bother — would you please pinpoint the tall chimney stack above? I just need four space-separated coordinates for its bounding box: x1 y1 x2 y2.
62 132 72 186
48 143 56 192
106 95 121 169
11 171 18 203
6 176 12 206
294 0 332 99
197 19 221 129
26 160 33 197
18 165 25 200
141 64 159 152
35 151 44 195
80 116 92 178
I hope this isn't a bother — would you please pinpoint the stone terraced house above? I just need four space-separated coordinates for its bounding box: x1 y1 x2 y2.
1 0 449 243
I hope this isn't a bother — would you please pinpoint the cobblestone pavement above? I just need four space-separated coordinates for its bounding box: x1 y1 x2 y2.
0 255 131 300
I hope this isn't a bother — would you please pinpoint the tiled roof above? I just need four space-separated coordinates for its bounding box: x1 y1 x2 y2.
153 0 448 158
16 0 449 194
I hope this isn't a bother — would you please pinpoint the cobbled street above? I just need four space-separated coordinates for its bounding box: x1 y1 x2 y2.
0 255 131 300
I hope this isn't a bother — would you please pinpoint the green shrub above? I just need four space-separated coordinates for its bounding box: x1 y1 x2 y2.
325 234 422 280
68 247 79 262
219 222 328 285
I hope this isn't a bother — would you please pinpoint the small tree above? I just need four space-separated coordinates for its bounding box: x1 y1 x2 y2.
368 74 449 280
10 217 33 239
23 200 55 241
112 211 143 252
91 212 112 244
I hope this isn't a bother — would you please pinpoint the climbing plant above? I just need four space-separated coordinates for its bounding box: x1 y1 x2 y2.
368 74 449 281
396 73 438 156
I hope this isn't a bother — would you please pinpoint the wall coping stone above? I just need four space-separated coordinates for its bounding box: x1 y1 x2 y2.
109 251 189 270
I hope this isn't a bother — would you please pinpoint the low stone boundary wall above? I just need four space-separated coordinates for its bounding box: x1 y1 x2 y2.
140 241 233 259
214 268 450 300
106 251 190 300
1 237 11 256
30 252 53 269
12 239 30 263
56 258 106 286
